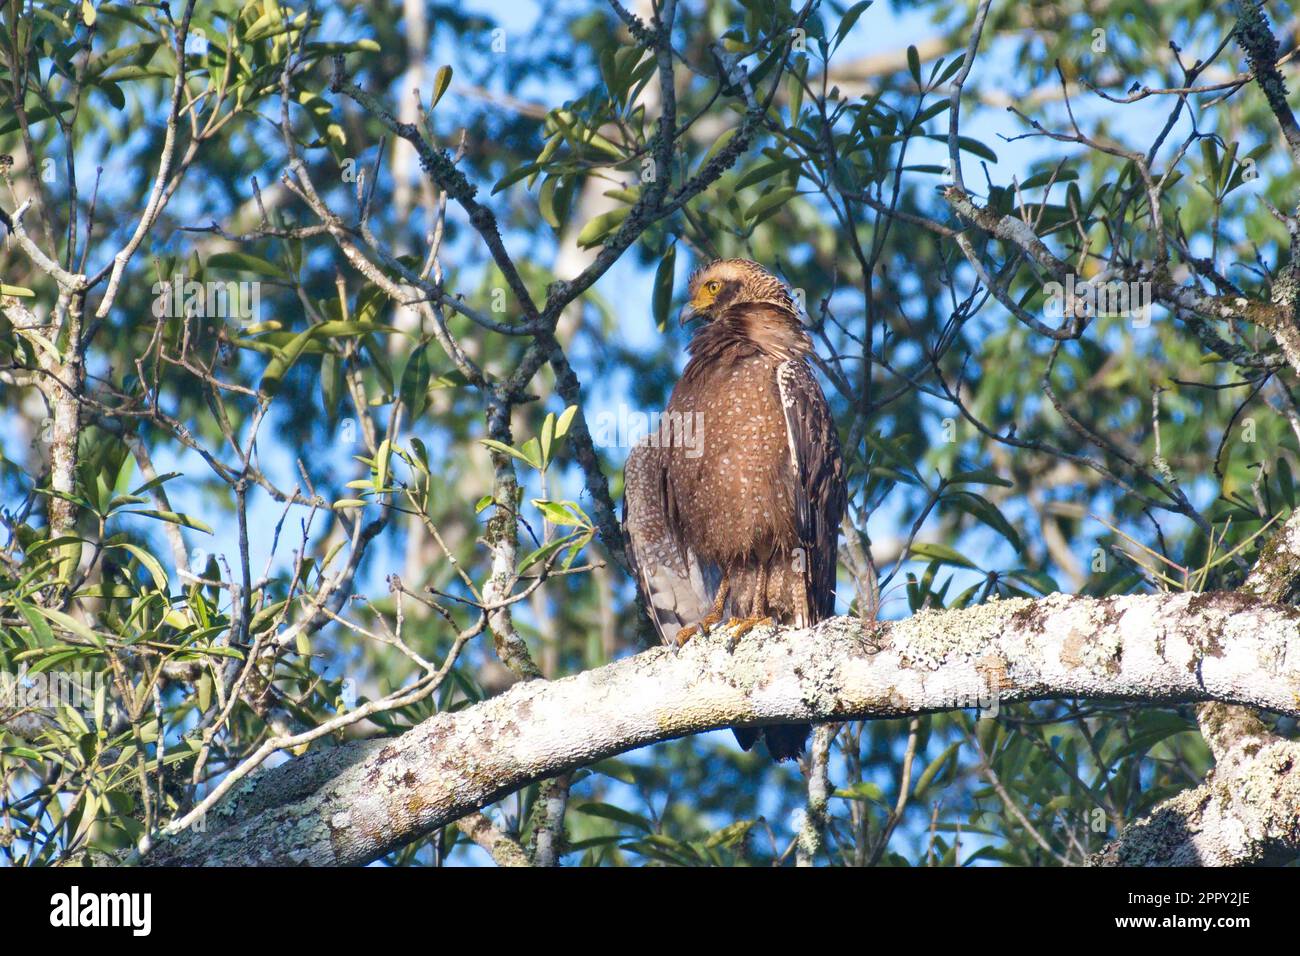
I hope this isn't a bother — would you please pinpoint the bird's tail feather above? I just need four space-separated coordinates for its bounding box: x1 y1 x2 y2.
763 723 810 762
731 723 809 762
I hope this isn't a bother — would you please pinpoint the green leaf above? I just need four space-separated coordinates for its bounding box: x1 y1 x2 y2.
197 672 213 713
248 599 290 635
431 65 453 108
908 542 979 570
259 325 336 395
946 468 1013 488
907 44 921 86
519 534 576 572
532 499 585 527
950 491 1023 554
925 134 998 163
1019 168 1079 190
573 802 653 832
22 535 87 561
696 127 738 171
554 404 578 439
1105 712 1195 765
479 438 540 470
191 644 245 661
788 62 806 121
703 819 757 849
35 607 106 649
651 244 676 330
296 88 347 159
549 109 624 160
914 742 960 798
912 99 951 126
733 157 799 192
207 252 287 280
14 598 55 647
936 55 966 85
563 529 593 570
0 745 44 760
95 78 125 110
128 471 182 498
833 781 886 804
113 543 168 592
540 413 555 467
375 438 391 490
0 100 73 136
1005 569 1059 595
1200 138 1220 188
834 1 873 51
492 162 543 195
1278 457 1295 509
575 207 630 249
408 437 430 473
399 343 431 419
745 186 797 223
321 351 342 420
126 509 214 535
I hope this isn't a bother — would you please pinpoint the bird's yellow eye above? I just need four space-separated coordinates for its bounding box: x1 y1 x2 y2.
706 281 721 294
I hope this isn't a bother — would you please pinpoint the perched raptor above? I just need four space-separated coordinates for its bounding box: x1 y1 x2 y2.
623 258 846 761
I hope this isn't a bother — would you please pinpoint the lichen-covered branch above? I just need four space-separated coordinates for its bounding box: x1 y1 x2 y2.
527 770 573 867
139 590 1300 866
796 725 834 866
1093 705 1300 865
1094 510 1300 866
1235 1 1300 170
457 812 532 867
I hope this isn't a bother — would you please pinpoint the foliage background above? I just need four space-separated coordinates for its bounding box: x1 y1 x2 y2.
2 0 1298 866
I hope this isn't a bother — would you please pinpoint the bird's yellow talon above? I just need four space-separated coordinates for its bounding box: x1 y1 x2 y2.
724 615 773 646
675 609 724 647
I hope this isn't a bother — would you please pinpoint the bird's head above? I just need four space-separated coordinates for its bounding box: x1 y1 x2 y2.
679 258 796 327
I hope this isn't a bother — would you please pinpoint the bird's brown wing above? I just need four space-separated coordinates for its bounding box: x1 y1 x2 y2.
623 439 715 645
776 359 847 622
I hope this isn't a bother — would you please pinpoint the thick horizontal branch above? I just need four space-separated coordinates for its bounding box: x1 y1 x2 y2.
142 590 1300 866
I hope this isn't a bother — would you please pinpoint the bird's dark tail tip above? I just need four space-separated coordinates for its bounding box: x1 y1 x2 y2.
731 724 809 761
763 723 811 762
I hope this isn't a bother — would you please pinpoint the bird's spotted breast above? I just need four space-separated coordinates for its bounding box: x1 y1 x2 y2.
664 352 795 562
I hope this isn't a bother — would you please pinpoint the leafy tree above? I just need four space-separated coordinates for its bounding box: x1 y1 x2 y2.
2 0 1299 867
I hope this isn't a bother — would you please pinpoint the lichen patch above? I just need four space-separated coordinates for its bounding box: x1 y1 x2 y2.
891 597 1033 670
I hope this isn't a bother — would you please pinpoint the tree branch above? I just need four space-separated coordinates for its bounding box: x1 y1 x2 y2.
1091 706 1300 865
1095 509 1300 866
140 590 1300 866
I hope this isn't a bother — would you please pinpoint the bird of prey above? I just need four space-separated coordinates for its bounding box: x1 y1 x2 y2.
623 258 846 761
